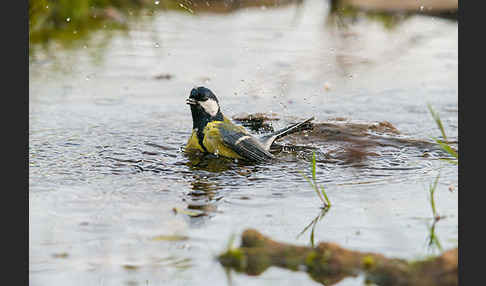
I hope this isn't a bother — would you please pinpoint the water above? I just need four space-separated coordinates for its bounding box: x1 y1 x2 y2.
29 0 457 285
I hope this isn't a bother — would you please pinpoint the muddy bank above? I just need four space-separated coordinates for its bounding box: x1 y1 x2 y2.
330 0 457 19
29 0 303 51
333 0 457 13
30 0 457 54
219 229 458 286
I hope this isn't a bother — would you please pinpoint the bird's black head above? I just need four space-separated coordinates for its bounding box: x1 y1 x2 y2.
186 86 224 129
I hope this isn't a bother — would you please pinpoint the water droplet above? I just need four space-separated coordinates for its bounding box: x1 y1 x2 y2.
155 0 160 4
154 42 160 48
66 17 71 22
45 5 49 9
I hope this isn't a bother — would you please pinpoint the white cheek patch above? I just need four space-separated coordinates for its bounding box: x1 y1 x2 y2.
199 99 220 117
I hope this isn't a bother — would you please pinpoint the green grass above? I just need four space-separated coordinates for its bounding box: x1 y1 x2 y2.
423 104 457 253
300 151 331 208
296 151 331 247
29 0 190 54
427 104 458 163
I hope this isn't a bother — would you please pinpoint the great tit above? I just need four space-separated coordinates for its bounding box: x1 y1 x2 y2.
185 86 314 162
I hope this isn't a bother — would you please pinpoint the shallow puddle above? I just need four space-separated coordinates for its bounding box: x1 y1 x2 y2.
29 0 457 285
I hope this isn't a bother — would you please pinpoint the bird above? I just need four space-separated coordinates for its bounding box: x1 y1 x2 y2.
185 86 314 162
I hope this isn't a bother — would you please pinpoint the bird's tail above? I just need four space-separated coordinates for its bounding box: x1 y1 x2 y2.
259 117 314 150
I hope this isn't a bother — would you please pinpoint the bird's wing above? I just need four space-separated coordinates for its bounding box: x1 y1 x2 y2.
259 117 314 150
217 122 274 162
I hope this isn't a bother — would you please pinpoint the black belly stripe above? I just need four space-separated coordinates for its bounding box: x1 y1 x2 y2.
197 129 208 153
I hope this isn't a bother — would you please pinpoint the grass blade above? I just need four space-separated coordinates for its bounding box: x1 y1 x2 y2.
435 140 458 159
320 186 331 207
427 104 447 141
312 151 317 182
299 170 325 205
299 152 331 208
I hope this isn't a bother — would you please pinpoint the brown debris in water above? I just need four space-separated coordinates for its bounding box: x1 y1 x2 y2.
218 229 458 286
229 114 449 162
52 252 69 259
232 112 280 122
333 146 379 163
369 121 400 134
284 119 438 150
232 112 280 132
154 73 174 80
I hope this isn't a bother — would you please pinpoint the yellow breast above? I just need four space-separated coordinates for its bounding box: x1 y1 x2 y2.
185 129 205 152
202 122 244 159
185 119 246 160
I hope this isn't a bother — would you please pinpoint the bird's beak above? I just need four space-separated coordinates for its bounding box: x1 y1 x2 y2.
186 98 197 105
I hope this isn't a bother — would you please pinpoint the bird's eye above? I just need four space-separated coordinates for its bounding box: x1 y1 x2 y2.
199 96 209 101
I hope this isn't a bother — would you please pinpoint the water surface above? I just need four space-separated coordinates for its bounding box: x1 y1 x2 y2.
29 0 458 285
